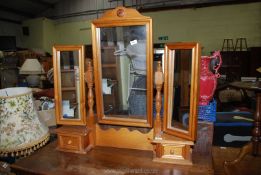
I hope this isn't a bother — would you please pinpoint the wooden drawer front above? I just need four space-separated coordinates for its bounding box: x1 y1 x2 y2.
161 144 185 159
59 135 80 151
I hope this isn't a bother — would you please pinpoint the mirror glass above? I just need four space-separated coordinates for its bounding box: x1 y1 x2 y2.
99 25 147 120
170 49 192 132
58 50 81 120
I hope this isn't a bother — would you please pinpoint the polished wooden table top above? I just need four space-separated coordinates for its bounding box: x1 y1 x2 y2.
11 140 213 175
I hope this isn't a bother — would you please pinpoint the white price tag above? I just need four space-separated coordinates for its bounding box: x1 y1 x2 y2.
130 39 137 45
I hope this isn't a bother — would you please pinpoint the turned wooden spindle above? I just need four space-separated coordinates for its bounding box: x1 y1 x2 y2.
154 61 164 139
85 60 95 146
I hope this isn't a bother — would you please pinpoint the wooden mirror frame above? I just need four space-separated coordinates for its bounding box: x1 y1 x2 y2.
163 42 200 141
91 7 153 127
53 45 86 125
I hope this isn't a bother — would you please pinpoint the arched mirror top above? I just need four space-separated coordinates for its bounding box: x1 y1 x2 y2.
92 6 152 26
91 7 153 127
163 42 200 141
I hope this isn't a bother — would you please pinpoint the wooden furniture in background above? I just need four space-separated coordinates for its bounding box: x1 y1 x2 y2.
53 45 90 154
222 39 234 51
0 53 18 88
220 51 250 82
249 47 261 77
234 38 248 51
224 81 261 166
194 121 214 156
101 46 119 113
39 56 53 73
219 50 261 82
16 50 37 66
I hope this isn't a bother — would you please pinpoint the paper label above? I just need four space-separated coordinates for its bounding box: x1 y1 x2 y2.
130 40 137 45
102 79 112 95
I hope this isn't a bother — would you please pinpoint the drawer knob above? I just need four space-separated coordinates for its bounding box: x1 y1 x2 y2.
170 150 175 155
67 140 72 145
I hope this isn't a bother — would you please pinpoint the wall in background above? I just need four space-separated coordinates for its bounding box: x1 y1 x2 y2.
55 20 92 46
43 18 56 53
21 18 56 53
145 2 261 55
22 18 44 50
21 18 92 53
22 2 261 55
0 21 23 48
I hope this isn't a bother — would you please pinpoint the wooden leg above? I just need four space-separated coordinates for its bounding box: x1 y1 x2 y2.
224 142 252 166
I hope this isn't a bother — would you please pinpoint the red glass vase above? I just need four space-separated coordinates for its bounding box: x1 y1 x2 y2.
199 51 222 106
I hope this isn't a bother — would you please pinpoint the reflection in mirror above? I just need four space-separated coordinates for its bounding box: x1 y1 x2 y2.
171 49 192 131
163 43 200 141
58 50 81 120
99 25 147 119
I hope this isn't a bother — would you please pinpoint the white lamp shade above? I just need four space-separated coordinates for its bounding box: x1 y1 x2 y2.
0 87 49 157
19 58 45 74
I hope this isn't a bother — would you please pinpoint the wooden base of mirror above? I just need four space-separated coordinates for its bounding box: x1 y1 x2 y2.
56 125 91 154
96 124 153 151
152 134 194 165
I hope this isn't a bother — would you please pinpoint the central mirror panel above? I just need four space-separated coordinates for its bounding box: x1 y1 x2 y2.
100 26 147 118
92 7 153 127
163 43 200 141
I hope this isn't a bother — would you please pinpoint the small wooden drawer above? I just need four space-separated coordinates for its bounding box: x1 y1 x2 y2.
153 142 192 165
56 126 90 154
156 143 191 160
161 144 185 159
59 135 80 151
